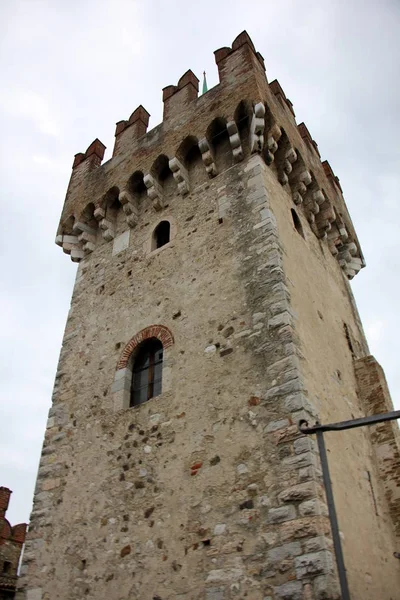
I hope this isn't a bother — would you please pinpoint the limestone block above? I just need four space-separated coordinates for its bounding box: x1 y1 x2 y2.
268 311 293 329
206 568 242 583
265 123 282 163
112 230 130 256
282 452 317 470
292 192 303 205
278 171 289 186
99 218 115 241
283 158 292 175
294 550 334 579
144 173 165 210
313 190 325 206
299 498 328 517
278 482 316 503
265 418 290 432
249 102 265 153
119 190 139 227
73 221 97 236
70 247 84 263
169 157 190 195
303 536 332 553
267 505 296 523
94 207 105 221
267 541 302 563
313 574 341 600
274 581 302 600
78 231 97 254
285 147 297 164
226 120 243 162
206 588 225 600
213 523 226 535
199 138 217 177
299 170 312 186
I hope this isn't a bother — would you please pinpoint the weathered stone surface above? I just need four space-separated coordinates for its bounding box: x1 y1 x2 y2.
268 505 296 524
206 587 225 600
274 581 302 600
278 482 316 503
19 29 400 600
267 542 302 563
294 550 334 579
280 517 331 541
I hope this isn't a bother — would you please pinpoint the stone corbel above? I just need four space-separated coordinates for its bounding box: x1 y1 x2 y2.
72 221 98 254
265 123 282 165
119 190 139 228
335 212 349 243
198 138 217 177
249 102 265 153
70 247 85 263
226 121 243 162
327 214 349 257
169 157 190 195
337 242 362 279
55 234 84 262
93 206 114 240
99 218 115 241
94 207 105 221
291 170 312 204
144 173 165 211
78 231 96 254
315 198 336 239
278 147 297 184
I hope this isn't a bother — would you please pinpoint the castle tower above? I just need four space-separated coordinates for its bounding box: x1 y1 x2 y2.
17 32 400 600
0 488 27 599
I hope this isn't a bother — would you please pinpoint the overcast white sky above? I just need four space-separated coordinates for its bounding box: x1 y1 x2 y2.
0 0 399 526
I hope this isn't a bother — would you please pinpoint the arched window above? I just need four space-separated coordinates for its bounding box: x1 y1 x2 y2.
153 221 170 250
130 339 163 407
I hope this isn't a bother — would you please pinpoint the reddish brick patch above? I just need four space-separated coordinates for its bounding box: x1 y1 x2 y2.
190 461 203 476
120 545 131 557
248 396 261 406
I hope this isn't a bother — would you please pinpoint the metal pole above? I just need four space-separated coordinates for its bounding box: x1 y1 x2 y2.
315 428 351 600
299 410 400 434
298 410 400 600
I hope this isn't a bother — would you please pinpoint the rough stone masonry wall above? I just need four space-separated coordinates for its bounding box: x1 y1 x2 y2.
17 30 400 600
262 153 400 599
18 154 340 600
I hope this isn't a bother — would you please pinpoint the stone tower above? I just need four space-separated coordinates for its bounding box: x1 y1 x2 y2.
18 32 400 600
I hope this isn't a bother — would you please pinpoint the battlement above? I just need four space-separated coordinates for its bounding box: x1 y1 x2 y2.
56 31 364 279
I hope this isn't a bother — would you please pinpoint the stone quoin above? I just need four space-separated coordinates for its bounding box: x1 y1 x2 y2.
17 31 400 600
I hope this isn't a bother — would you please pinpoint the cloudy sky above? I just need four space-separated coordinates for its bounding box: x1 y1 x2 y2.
1 0 399 526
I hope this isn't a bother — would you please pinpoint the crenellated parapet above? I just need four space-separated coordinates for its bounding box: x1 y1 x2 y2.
56 30 364 279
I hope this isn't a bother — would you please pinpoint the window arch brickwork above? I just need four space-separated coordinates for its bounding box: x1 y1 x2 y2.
117 325 174 370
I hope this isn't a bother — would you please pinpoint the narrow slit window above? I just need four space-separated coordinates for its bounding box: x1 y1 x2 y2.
153 221 170 249
3 561 12 574
291 209 304 238
130 339 163 407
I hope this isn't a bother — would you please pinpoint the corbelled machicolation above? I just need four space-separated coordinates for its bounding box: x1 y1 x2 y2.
56 31 363 280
